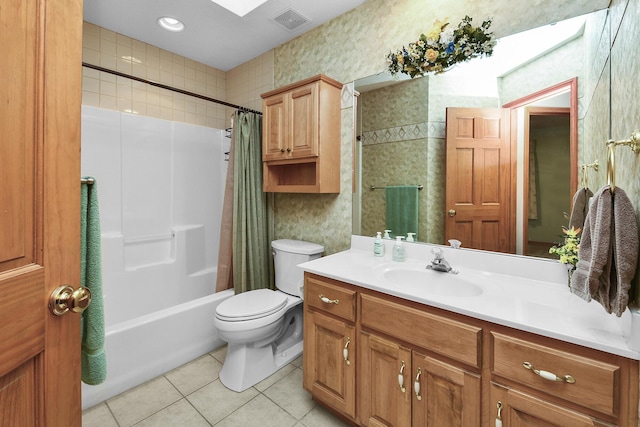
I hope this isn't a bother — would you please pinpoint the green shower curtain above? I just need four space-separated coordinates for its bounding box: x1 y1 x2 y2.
230 111 274 293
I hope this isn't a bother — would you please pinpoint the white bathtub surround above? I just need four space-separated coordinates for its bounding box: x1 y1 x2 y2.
81 289 233 409
299 235 640 360
80 106 231 409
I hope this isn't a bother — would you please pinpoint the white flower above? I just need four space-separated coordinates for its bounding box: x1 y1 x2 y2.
440 28 455 45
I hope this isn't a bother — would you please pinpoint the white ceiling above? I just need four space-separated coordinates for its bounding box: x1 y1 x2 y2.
83 0 367 71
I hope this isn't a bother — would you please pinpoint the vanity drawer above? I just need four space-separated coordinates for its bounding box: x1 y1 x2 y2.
360 293 482 368
491 332 620 416
304 274 356 322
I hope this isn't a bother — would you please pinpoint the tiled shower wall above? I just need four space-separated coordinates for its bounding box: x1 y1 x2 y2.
81 22 274 130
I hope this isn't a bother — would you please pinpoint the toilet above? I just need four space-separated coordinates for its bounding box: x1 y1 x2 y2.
214 239 324 392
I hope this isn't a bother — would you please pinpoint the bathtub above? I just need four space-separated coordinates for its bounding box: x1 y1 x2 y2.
81 287 233 409
80 106 232 410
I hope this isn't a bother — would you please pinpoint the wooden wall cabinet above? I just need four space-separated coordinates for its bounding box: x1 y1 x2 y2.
302 272 639 427
261 74 342 193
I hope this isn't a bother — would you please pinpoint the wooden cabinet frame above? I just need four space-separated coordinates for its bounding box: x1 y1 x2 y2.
302 272 639 427
261 75 342 193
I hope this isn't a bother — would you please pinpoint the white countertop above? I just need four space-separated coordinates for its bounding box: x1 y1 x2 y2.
298 235 640 360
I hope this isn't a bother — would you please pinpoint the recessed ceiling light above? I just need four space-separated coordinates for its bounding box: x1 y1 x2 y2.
210 0 268 17
157 16 185 32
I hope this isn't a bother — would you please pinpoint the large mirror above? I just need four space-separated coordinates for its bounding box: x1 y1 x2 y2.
352 10 608 258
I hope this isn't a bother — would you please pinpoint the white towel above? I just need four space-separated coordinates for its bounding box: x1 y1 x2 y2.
570 185 638 316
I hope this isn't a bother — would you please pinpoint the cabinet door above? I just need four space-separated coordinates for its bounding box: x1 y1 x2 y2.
359 332 412 427
491 383 602 427
289 83 319 158
263 93 288 160
303 309 356 419
412 352 481 427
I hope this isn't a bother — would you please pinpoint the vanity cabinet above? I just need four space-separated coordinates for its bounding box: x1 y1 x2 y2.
303 275 357 421
359 293 481 427
302 272 639 427
489 330 637 426
261 74 342 193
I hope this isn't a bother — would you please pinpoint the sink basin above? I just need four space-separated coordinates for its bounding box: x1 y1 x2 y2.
377 264 483 298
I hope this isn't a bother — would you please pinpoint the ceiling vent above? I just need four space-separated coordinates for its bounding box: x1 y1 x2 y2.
273 7 310 31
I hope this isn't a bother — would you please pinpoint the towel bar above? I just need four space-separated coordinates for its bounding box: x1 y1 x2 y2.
580 160 598 189
605 130 640 193
370 184 423 191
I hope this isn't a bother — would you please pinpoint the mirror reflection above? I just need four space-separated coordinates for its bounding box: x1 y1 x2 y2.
353 11 606 258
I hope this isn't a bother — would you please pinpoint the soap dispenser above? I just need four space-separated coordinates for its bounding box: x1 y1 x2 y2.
374 232 385 257
383 230 392 239
406 232 416 242
392 236 405 262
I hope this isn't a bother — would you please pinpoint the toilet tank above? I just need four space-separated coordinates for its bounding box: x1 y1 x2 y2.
271 239 324 297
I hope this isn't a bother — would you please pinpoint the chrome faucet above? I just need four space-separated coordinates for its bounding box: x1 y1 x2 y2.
426 248 458 274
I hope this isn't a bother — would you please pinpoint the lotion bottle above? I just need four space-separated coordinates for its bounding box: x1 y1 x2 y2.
392 236 405 262
374 232 385 257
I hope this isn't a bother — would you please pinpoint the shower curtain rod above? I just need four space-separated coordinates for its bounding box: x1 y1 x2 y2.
82 62 262 115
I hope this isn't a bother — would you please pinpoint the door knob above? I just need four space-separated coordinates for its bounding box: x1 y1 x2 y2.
49 285 92 316
448 209 456 217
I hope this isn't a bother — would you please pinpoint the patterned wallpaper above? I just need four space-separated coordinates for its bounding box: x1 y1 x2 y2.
271 0 609 254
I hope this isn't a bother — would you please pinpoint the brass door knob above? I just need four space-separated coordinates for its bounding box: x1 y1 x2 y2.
448 209 456 217
49 285 92 316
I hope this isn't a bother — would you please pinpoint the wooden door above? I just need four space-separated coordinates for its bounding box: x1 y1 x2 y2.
491 384 600 426
262 94 288 161
359 332 412 427
289 83 318 159
412 352 481 426
445 107 512 252
0 0 83 425
303 310 356 419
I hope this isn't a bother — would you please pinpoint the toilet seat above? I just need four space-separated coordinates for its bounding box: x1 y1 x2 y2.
215 289 288 322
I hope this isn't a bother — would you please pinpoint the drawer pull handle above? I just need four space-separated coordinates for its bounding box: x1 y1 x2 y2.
414 367 422 400
522 361 575 384
495 401 503 427
398 360 406 393
343 337 351 366
319 294 339 305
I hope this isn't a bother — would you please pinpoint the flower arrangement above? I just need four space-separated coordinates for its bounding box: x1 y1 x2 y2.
386 16 496 78
549 226 581 268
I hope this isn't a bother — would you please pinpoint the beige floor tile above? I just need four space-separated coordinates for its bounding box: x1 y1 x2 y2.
134 399 210 427
253 363 297 392
262 368 315 419
165 354 222 395
210 345 227 363
291 355 303 368
215 394 297 427
107 376 182 427
187 378 258 425
82 402 119 427
299 404 353 427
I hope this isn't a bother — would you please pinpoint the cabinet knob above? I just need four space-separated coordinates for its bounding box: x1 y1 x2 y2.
414 367 422 400
398 360 406 393
280 148 285 153
343 337 351 366
522 361 575 383
286 147 292 152
319 294 339 305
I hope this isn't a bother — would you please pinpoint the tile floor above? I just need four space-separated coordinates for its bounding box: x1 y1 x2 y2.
82 346 351 427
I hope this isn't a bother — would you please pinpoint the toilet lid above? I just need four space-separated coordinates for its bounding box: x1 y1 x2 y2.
216 289 288 321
